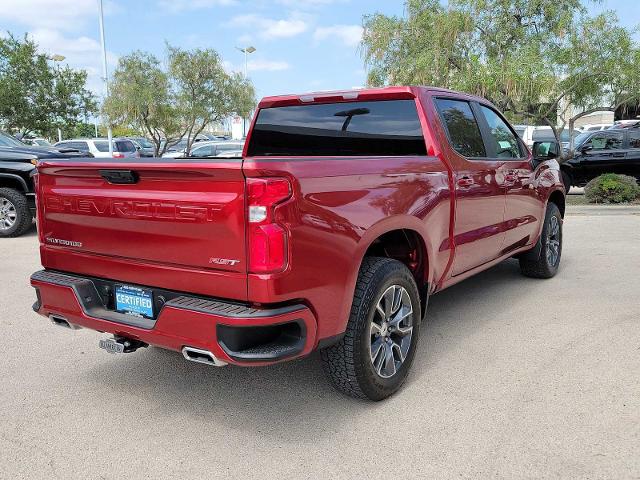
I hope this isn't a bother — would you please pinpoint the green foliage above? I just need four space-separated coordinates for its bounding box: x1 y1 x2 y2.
361 0 640 148
0 33 96 138
584 174 640 204
104 46 255 156
168 45 255 155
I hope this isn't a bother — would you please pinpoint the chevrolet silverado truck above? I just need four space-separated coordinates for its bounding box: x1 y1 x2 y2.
30 87 565 400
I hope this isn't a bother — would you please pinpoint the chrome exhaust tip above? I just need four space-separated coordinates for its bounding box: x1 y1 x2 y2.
49 314 81 330
182 346 227 367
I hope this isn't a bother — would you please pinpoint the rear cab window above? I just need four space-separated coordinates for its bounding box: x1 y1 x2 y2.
246 99 427 157
434 98 486 158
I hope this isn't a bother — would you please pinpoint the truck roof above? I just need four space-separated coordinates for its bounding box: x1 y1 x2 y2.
258 85 492 109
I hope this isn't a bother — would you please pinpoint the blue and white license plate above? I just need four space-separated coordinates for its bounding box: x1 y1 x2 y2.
115 284 154 318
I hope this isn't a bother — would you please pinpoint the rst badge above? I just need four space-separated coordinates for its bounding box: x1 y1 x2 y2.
209 258 241 266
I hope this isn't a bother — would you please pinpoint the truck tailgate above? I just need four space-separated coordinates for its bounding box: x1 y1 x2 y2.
37 158 247 299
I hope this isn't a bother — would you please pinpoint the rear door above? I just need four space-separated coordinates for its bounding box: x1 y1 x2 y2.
476 104 541 253
434 97 507 275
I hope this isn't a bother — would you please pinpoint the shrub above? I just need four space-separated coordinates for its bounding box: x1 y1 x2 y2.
584 174 640 204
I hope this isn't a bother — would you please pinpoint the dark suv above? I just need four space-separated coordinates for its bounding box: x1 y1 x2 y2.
562 128 640 189
0 132 88 237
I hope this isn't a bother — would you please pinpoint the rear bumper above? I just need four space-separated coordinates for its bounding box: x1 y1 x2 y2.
30 270 317 366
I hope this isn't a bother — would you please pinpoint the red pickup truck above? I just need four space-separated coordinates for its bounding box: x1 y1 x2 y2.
31 87 565 400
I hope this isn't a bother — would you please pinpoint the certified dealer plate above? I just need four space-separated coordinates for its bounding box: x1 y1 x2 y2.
115 284 154 318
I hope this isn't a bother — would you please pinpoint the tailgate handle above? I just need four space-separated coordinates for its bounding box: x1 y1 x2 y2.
100 170 139 184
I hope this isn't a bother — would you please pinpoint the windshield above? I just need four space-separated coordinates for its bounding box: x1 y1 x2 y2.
574 132 592 148
134 137 153 148
0 131 26 147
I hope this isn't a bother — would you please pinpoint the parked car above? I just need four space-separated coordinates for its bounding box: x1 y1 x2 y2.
24 138 52 147
127 137 155 157
609 119 640 129
0 145 88 237
54 138 139 158
187 141 244 158
162 140 243 158
579 123 613 132
30 86 565 400
560 127 640 190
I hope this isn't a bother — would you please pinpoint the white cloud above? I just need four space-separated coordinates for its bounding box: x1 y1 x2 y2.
229 14 308 39
0 0 119 32
314 24 363 47
158 0 237 13
29 28 118 94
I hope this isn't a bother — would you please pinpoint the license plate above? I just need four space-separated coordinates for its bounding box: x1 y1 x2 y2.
115 284 154 318
99 338 124 354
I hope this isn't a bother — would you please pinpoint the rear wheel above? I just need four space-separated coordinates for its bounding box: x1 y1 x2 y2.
320 257 421 400
0 188 32 238
519 203 562 279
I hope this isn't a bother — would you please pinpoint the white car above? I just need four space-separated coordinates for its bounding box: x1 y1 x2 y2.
162 141 244 158
54 138 139 158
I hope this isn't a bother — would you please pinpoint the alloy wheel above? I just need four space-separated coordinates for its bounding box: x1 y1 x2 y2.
0 198 17 231
369 285 414 379
546 215 561 266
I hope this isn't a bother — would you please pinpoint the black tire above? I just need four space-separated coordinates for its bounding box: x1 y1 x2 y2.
0 188 32 238
519 203 562 279
320 257 422 401
561 171 572 193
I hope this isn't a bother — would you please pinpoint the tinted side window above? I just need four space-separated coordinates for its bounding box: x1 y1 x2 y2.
588 133 623 150
434 99 486 158
115 140 136 152
247 99 426 156
480 105 521 158
94 141 109 152
69 141 89 151
628 131 640 149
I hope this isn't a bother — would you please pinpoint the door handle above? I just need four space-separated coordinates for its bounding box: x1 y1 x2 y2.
612 152 626 158
99 169 139 184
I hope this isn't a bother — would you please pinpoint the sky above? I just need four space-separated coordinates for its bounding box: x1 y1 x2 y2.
0 0 638 102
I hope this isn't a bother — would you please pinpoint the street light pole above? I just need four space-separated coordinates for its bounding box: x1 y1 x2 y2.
97 0 113 156
235 46 255 136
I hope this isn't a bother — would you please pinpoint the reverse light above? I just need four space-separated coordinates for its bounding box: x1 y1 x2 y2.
247 177 292 273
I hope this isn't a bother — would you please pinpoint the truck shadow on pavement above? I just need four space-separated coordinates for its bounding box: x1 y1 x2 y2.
85 258 566 441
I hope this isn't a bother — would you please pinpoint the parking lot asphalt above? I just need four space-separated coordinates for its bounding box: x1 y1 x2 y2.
1 208 639 480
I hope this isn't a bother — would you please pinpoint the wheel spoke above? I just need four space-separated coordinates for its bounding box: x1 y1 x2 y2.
374 343 387 375
382 343 396 377
370 337 384 363
370 321 382 336
391 341 405 363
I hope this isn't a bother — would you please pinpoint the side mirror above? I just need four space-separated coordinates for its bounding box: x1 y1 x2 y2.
532 140 559 161
580 144 592 153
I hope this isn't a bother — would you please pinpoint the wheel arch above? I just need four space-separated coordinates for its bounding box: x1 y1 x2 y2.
548 188 566 218
0 173 29 193
355 218 432 316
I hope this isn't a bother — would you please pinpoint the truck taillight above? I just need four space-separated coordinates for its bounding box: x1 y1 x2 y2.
113 152 124 158
247 177 291 273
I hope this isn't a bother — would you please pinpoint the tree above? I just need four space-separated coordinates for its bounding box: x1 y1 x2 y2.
169 45 254 155
104 46 256 157
361 0 640 153
103 51 183 157
0 33 96 137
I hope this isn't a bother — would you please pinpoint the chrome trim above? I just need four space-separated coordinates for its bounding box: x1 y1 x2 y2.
181 346 227 367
